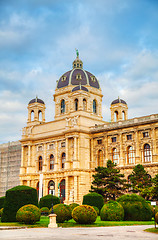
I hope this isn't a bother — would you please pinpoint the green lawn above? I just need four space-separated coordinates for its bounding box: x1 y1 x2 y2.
0 216 155 228
144 228 158 234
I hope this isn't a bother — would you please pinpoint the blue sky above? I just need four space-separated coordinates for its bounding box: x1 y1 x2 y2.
0 0 158 143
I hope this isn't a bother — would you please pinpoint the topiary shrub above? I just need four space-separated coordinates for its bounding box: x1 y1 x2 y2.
39 195 60 209
92 206 100 216
1 185 38 222
82 192 104 211
16 204 41 224
69 203 79 215
0 197 5 209
117 194 153 221
0 208 3 217
100 201 124 221
72 205 97 224
53 204 71 223
40 207 49 215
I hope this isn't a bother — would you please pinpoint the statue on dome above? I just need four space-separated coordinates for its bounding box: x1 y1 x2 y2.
75 49 79 58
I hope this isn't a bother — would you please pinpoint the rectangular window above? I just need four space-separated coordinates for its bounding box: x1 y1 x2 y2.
61 142 66 147
38 146 42 151
111 137 116 143
143 132 149 138
127 134 132 140
97 139 102 144
49 144 54 150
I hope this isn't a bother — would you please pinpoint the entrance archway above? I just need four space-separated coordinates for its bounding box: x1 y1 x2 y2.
48 180 55 195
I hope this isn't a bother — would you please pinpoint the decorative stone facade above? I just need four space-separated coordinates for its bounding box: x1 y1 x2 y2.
20 55 158 204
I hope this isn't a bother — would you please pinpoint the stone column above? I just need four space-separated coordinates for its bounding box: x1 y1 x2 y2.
105 136 108 165
73 137 79 169
152 128 156 156
54 141 58 171
119 133 123 166
43 178 47 196
43 143 47 172
21 146 24 167
65 176 69 204
65 138 70 169
26 145 32 174
28 145 31 166
27 180 31 187
135 130 140 164
20 146 26 174
74 176 78 202
74 137 77 161
55 178 58 196
90 138 94 168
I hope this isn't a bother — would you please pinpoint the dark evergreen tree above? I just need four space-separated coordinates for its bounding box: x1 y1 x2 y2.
90 160 128 200
151 174 158 200
129 164 152 199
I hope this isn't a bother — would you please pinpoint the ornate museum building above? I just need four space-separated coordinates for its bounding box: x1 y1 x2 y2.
20 55 158 204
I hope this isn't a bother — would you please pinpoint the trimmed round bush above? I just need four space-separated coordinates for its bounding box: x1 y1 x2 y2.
117 194 153 221
92 206 99 216
1 185 38 222
16 204 41 224
53 204 71 223
0 197 5 209
72 205 97 224
69 203 79 214
0 208 3 217
40 207 49 215
39 195 60 209
16 210 36 224
100 201 124 221
82 192 104 211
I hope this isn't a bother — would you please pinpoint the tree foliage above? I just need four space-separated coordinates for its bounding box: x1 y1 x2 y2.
129 164 152 199
90 160 128 200
151 174 158 200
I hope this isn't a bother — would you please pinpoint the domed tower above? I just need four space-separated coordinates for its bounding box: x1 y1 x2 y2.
110 97 128 122
54 52 103 121
27 96 46 126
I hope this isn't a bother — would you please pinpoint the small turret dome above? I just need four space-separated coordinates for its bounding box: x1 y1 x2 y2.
29 97 45 105
111 98 127 105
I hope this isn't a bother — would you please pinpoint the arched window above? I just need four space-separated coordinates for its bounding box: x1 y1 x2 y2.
48 180 55 195
74 99 78 111
61 99 65 113
97 150 103 166
122 111 125 120
50 154 54 170
93 100 97 113
112 148 119 164
60 179 65 202
38 156 43 171
38 110 42 121
31 110 34 121
127 146 134 164
61 152 66 169
114 111 118 122
83 98 87 111
144 144 151 162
